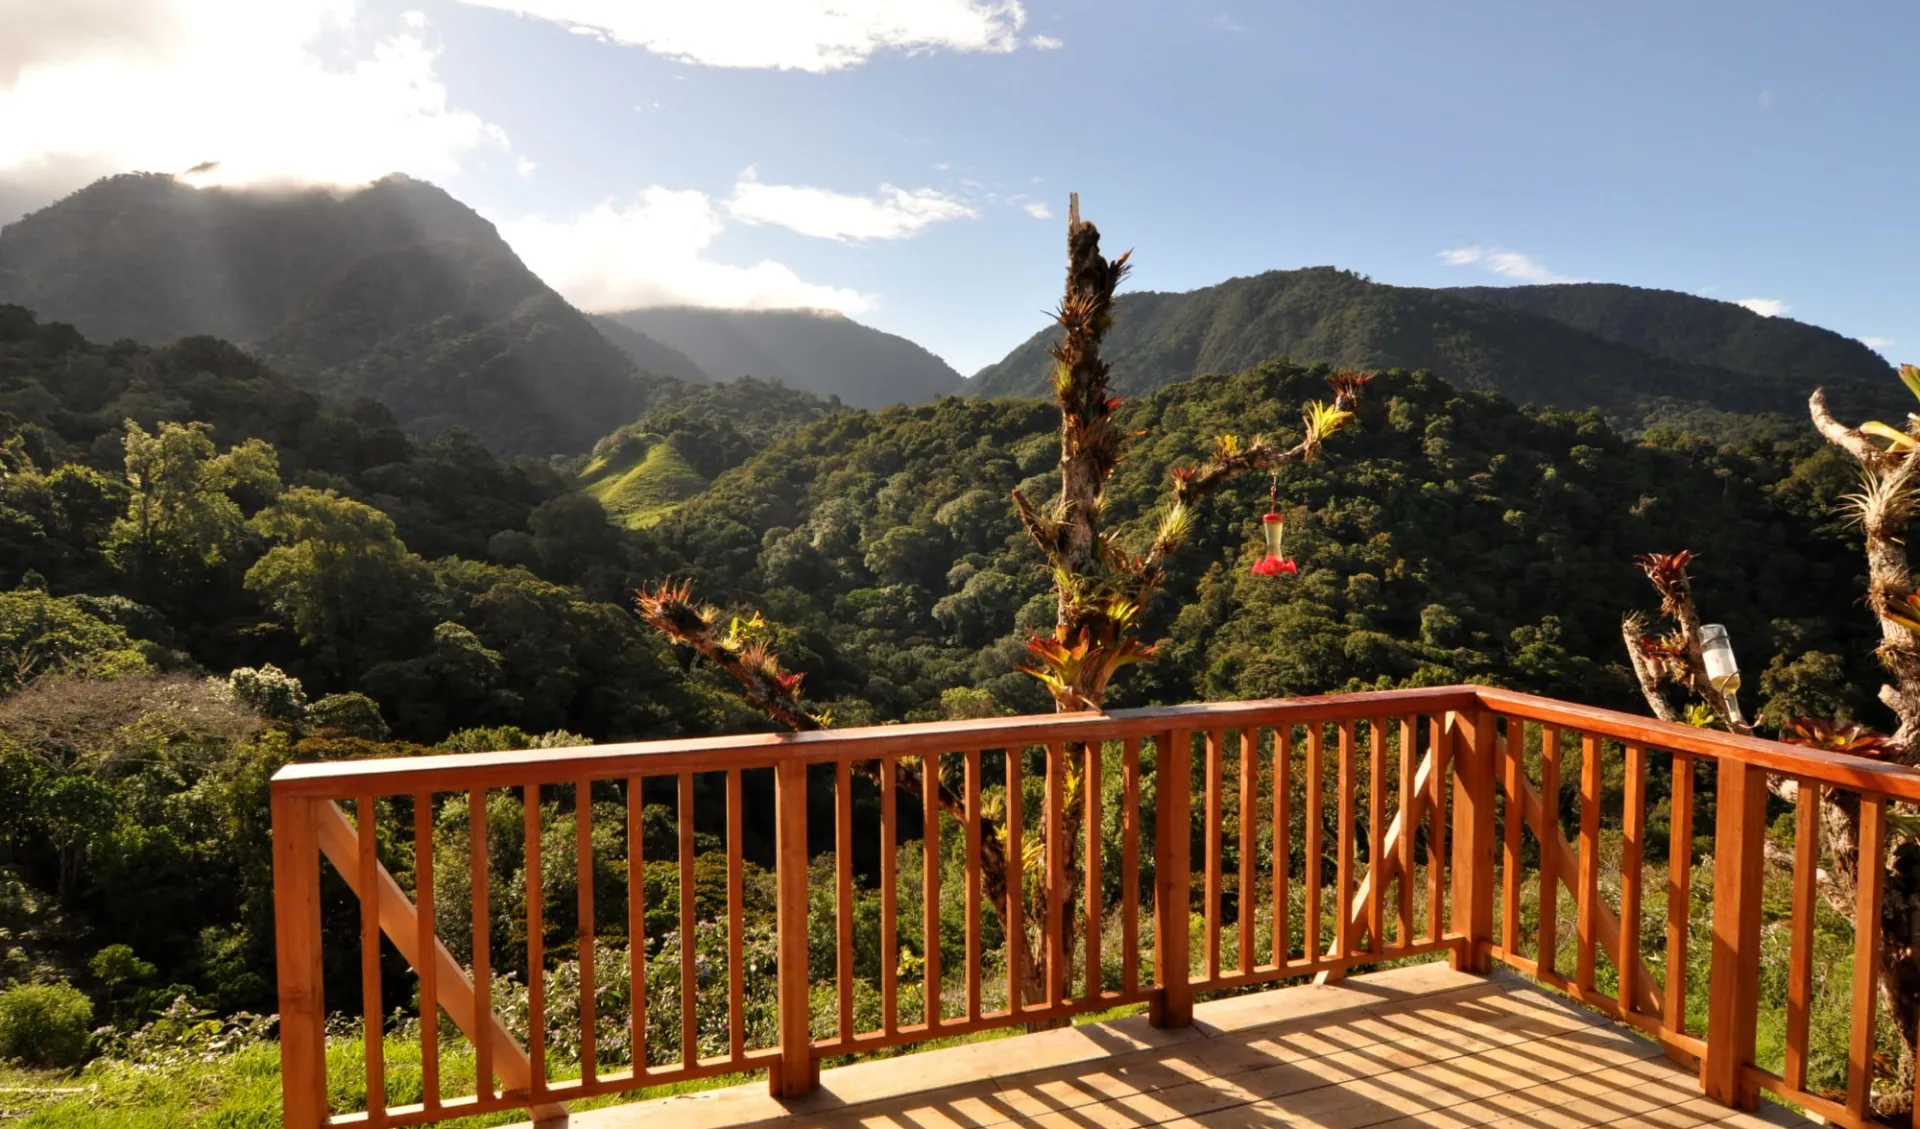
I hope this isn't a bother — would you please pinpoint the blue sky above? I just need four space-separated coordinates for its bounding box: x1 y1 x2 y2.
2 0 1914 375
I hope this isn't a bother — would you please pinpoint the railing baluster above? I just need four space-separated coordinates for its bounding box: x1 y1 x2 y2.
1536 727 1560 978
1122 737 1141 994
1273 727 1291 967
835 758 853 1041
677 773 695 1069
1449 711 1496 972
1847 795 1887 1120
1006 747 1023 1016
525 784 545 1092
1784 779 1818 1090
1665 752 1693 1034
727 768 745 1061
272 793 327 1127
358 795 385 1118
880 757 898 1034
772 759 811 1097
415 792 439 1111
1046 742 1067 1004
1335 720 1355 961
1205 730 1224 980
1576 731 1601 993
965 749 982 1020
1367 717 1386 955
1397 718 1414 948
1237 730 1256 973
1619 743 1647 1014
1151 730 1193 1028
923 753 941 1028
626 776 644 1077
1703 757 1768 1108
577 780 597 1084
1305 725 1323 965
471 788 492 1101
1085 740 1104 997
1428 717 1447 944
1500 717 1522 957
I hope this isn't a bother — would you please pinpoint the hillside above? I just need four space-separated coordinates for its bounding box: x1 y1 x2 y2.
599 306 963 409
1436 281 1895 388
967 267 1903 426
589 314 712 384
0 173 654 457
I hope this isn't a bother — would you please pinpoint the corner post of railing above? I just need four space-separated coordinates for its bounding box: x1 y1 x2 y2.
1702 756 1768 1110
771 757 817 1098
1150 728 1193 1028
271 785 329 1128
1447 709 1496 973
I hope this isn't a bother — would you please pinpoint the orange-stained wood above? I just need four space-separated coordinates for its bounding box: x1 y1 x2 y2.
1449 712 1495 973
1367 718 1386 955
1397 718 1414 947
727 769 745 1061
1428 716 1448 945
271 793 327 1128
1273 727 1291 967
1847 796 1887 1120
880 757 898 1033
1576 732 1601 993
576 781 597 1084
1335 720 1356 963
1046 742 1067 1005
471 789 493 1100
1151 730 1193 1027
1305 725 1324 965
523 785 546 1093
415 793 439 1110
1085 740 1104 998
1665 753 1693 1035
1536 727 1560 979
1784 779 1819 1091
923 753 942 1029
1702 757 1768 1109
360 797 386 1117
1122 737 1142 993
1204 730 1224 980
835 758 853 1040
1238 729 1256 974
771 759 812 1098
1499 719 1523 956
626 777 644 1077
677 774 695 1070
965 749 983 1020
1618 744 1647 1016
1005 747 1024 1015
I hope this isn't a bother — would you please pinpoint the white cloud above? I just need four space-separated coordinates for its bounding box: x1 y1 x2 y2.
1437 245 1581 284
1029 35 1064 49
451 0 1035 72
725 168 974 241
0 2 508 201
1862 336 1894 349
498 188 874 314
1735 297 1790 317
1022 201 1052 219
1212 14 1244 33
515 156 538 179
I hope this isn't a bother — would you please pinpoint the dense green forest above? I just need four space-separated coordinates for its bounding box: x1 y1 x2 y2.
0 263 1898 1123
967 266 1901 430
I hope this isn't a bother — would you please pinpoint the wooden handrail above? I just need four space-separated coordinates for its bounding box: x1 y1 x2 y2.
270 683 1920 1129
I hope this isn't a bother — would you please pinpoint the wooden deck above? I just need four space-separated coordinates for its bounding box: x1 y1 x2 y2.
508 963 1814 1129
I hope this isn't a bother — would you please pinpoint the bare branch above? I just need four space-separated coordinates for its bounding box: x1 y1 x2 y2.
1811 387 1892 467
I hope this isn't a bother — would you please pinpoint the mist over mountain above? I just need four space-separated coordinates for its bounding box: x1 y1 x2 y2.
0 173 658 456
599 306 964 409
969 267 1901 427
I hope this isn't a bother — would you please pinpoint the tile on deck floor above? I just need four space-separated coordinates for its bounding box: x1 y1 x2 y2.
506 962 1817 1129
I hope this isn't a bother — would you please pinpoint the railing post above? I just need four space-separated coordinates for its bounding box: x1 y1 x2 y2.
272 790 328 1129
771 759 816 1098
1447 710 1496 973
1151 729 1193 1028
1702 758 1767 1109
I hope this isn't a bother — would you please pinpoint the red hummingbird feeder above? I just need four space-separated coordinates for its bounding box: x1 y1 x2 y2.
1251 476 1297 577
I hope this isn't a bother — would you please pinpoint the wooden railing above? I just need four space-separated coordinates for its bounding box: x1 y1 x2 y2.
270 685 1920 1128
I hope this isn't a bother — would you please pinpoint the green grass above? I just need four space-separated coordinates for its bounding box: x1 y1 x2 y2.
579 434 707 529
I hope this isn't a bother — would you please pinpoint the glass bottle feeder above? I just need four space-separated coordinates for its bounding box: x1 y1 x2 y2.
1252 478 1297 576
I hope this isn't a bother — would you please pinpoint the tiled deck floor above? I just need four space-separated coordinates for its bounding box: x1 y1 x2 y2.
519 962 1812 1129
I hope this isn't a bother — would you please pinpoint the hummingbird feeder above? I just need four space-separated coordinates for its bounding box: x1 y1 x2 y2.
1251 475 1297 577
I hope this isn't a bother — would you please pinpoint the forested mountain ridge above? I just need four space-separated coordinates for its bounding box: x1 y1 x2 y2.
1437 281 1894 389
967 267 1902 428
599 306 964 409
0 173 657 457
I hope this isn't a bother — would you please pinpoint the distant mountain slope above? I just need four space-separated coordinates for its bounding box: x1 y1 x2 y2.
588 314 711 384
0 172 653 457
969 267 1901 425
600 307 963 409
1437 282 1894 388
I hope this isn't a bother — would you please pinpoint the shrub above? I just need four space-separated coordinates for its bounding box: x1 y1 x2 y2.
0 980 94 1067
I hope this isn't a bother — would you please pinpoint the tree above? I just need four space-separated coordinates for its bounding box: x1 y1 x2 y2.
106 421 279 599
243 487 429 678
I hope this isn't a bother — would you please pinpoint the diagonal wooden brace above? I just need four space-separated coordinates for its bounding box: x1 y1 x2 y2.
315 800 569 1127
